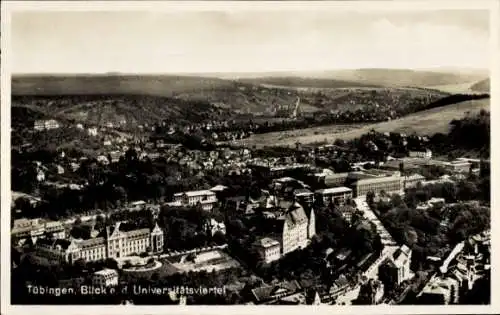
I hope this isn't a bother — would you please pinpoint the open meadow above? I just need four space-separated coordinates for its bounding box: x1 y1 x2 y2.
229 98 490 148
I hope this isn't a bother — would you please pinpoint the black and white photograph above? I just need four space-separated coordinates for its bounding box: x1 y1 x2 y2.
1 0 497 313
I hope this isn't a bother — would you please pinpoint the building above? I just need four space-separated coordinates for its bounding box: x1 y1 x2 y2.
281 202 316 255
92 269 119 287
88 127 98 136
417 276 460 304
34 119 61 131
204 218 226 236
351 175 402 198
409 149 432 159
322 173 350 187
293 189 314 208
249 163 312 179
12 218 65 245
315 187 352 206
402 174 426 189
379 245 412 287
31 222 164 265
336 205 357 224
172 190 218 211
254 237 281 264
251 280 303 304
446 160 472 173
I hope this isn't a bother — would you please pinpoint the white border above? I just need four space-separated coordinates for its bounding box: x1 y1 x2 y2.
1 1 499 314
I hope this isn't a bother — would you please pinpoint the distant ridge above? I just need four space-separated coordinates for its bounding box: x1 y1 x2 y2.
470 78 490 93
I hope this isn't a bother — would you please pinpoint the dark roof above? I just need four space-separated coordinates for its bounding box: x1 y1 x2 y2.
37 238 72 250
251 280 302 303
285 203 308 227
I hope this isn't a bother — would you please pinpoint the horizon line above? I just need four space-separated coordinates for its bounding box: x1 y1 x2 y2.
11 66 490 77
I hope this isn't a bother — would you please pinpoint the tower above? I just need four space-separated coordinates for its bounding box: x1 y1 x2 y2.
150 222 164 253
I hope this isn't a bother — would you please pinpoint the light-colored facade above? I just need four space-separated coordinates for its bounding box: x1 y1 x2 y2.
446 160 472 173
92 269 119 287
173 190 218 211
315 187 352 205
254 237 281 264
351 175 402 198
323 173 349 187
88 127 98 136
31 222 164 265
204 218 226 236
281 203 316 255
34 119 61 131
402 174 426 189
12 218 66 244
379 245 412 286
409 149 432 159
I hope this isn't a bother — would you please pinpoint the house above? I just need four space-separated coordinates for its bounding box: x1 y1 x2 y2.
88 127 98 136
251 280 303 304
409 149 432 159
204 218 226 236
417 276 460 304
402 174 426 189
34 119 60 131
379 245 412 287
253 237 281 264
97 155 110 165
315 187 352 206
92 269 119 287
336 205 357 224
36 170 46 182
172 190 218 211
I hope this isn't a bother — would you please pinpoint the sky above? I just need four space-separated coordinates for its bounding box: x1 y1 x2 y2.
11 9 491 74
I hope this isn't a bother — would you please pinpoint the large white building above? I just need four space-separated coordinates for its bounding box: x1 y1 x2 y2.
172 190 218 211
351 175 402 198
315 187 353 205
281 202 316 255
31 222 164 265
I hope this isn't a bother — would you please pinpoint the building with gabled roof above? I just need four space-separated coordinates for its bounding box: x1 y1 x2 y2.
31 221 164 265
251 280 303 304
379 245 412 288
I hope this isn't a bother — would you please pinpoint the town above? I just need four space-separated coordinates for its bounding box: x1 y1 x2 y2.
11 109 490 305
8 5 492 308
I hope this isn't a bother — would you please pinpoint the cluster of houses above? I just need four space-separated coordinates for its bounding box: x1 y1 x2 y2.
417 230 490 304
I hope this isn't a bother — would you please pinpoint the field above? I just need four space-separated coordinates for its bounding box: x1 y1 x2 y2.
229 98 490 148
424 82 479 94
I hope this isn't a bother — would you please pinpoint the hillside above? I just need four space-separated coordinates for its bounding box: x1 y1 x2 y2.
325 69 486 88
11 94 232 128
237 77 382 89
230 98 490 148
11 74 234 97
12 74 450 121
470 78 490 93
217 68 486 88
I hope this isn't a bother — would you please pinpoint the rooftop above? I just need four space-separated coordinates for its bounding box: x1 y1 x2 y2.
255 237 280 248
315 187 352 194
174 190 215 197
